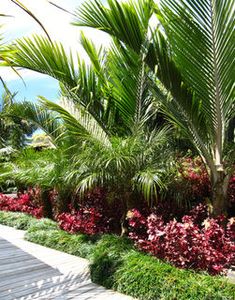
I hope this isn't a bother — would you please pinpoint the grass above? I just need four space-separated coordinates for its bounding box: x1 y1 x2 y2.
90 234 133 288
26 218 58 232
0 211 234 300
0 211 35 229
114 251 235 300
25 227 98 259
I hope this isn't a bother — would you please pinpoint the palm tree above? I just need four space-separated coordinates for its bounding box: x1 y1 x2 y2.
8 146 76 217
0 91 35 149
72 0 235 215
5 0 234 216
5 30 173 225
6 92 172 233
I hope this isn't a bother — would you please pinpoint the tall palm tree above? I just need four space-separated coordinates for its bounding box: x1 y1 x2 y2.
5 29 173 218
72 0 234 215
4 0 234 216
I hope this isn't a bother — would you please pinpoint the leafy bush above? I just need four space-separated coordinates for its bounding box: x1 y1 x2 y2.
114 251 235 300
57 206 109 235
128 205 235 275
1 211 233 300
0 211 35 229
167 157 211 205
0 193 43 218
167 157 235 208
27 218 58 233
25 229 97 259
90 235 133 288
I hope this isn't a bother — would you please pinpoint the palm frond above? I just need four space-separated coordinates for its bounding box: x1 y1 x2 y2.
74 0 154 53
10 0 51 41
40 97 111 147
5 35 78 89
9 101 64 145
107 41 152 130
161 0 235 164
133 168 165 204
79 32 106 81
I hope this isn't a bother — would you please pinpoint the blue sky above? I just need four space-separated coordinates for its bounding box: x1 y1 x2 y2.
4 76 59 103
0 0 109 104
3 76 59 103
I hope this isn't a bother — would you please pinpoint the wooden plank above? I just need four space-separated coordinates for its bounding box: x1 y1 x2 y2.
0 268 61 289
0 253 34 264
10 277 92 299
35 282 97 300
0 261 51 279
0 225 135 300
67 286 107 300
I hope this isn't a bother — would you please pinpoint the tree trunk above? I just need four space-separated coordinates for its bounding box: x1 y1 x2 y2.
211 171 228 216
120 191 133 236
120 210 129 236
41 189 53 219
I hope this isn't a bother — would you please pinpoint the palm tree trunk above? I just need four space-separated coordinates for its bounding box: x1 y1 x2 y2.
211 171 228 216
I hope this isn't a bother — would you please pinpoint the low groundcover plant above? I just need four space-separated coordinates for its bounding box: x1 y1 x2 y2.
0 211 234 300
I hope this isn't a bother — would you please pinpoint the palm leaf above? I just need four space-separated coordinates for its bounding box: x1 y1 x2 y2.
74 0 153 53
161 0 235 166
79 32 106 81
9 101 64 145
5 35 78 89
10 0 51 41
40 97 111 147
133 168 165 204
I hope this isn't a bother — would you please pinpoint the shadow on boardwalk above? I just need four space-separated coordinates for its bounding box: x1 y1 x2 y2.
0 237 131 299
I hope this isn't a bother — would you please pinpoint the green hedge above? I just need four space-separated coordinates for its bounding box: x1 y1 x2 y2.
0 211 234 300
0 211 35 229
90 234 133 288
114 251 235 300
26 218 58 232
25 228 97 259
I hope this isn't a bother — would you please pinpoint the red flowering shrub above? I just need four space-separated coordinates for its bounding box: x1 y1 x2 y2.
0 193 43 218
128 205 235 275
167 157 234 213
227 218 235 241
57 206 109 235
71 187 125 233
188 203 209 225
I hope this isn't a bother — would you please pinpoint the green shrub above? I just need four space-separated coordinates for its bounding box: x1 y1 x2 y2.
0 211 35 229
90 235 133 288
25 229 96 259
114 251 235 300
1 211 233 300
27 218 58 233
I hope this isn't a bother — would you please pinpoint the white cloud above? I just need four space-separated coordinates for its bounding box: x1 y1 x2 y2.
0 0 110 82
0 67 47 82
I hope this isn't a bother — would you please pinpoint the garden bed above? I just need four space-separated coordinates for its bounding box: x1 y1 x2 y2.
0 211 234 300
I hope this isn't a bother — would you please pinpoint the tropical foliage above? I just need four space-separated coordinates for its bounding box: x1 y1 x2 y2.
0 0 234 284
0 91 34 149
2 0 234 215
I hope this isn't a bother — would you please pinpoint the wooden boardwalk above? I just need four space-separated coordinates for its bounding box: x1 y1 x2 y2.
0 225 134 300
